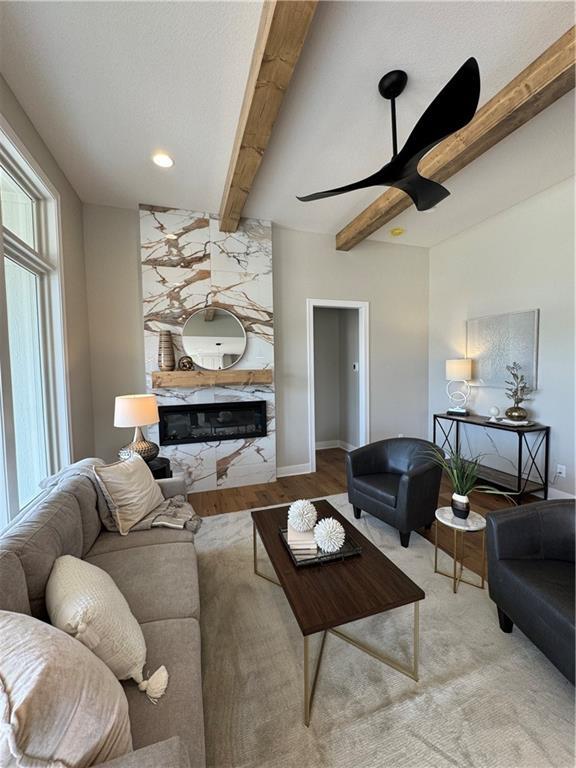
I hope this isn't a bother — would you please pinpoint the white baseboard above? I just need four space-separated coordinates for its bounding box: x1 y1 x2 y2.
276 463 311 478
539 487 575 500
315 440 339 450
316 440 358 452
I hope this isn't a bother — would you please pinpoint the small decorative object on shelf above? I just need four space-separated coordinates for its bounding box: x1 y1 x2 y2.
177 355 194 371
504 361 532 421
158 330 176 371
314 517 346 553
287 500 317 532
488 406 500 422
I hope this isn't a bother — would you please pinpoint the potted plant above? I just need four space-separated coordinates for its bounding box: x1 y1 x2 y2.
504 361 532 421
429 447 514 519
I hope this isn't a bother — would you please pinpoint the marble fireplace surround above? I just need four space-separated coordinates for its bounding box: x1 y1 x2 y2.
140 205 275 491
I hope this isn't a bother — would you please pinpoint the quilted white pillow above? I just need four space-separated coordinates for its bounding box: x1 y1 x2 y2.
0 610 132 767
46 555 168 702
93 453 164 535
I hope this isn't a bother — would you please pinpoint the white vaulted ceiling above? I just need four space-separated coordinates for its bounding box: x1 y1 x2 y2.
0 1 574 247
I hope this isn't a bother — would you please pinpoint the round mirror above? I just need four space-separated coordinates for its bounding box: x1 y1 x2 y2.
182 307 246 370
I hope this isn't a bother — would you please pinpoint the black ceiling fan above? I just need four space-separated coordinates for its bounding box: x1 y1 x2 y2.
297 58 480 211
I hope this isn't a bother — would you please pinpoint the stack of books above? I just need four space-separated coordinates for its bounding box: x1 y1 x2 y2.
287 524 317 554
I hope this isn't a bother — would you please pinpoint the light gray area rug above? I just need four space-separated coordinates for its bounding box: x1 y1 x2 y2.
195 494 574 768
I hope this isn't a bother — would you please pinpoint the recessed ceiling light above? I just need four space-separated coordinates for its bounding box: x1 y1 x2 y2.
152 152 174 168
165 233 178 240
389 227 405 237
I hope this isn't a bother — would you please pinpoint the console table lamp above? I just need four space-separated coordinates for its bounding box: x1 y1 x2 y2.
114 394 160 462
445 359 472 415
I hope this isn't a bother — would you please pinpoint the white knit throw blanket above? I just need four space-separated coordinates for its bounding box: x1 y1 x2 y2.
40 459 202 534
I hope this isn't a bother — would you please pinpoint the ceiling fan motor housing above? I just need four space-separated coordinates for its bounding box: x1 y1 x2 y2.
378 70 408 100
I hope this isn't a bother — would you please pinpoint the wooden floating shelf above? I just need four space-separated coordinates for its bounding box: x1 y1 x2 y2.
152 369 274 389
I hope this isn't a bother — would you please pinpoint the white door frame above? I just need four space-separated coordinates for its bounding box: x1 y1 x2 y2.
306 299 370 474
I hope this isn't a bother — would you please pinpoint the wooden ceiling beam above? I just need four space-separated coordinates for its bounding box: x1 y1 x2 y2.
219 0 318 232
336 26 576 251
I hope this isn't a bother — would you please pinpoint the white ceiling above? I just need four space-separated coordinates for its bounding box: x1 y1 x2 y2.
1 1 574 248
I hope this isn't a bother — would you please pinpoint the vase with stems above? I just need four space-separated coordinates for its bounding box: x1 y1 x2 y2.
428 447 514 519
504 361 532 421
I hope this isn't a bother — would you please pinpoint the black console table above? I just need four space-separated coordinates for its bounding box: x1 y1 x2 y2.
433 413 550 499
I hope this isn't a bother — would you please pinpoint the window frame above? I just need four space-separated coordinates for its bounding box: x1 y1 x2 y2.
0 115 72 521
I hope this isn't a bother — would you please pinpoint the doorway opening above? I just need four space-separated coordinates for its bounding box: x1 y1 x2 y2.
306 299 369 474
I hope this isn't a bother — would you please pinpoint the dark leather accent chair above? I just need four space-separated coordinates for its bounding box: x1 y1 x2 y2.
346 438 442 547
486 500 575 684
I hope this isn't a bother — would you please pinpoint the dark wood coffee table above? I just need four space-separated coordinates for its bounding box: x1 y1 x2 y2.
251 499 425 726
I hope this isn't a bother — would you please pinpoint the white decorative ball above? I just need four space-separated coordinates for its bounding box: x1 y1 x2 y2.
314 517 345 553
489 406 500 418
287 499 317 532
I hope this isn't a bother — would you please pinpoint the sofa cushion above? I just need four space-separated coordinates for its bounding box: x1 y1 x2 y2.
0 551 30 615
124 618 205 768
352 473 400 508
97 737 191 768
0 490 83 619
86 541 200 623
87 527 195 557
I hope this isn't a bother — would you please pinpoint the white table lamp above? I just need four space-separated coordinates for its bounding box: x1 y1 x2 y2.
445 359 472 415
114 394 160 461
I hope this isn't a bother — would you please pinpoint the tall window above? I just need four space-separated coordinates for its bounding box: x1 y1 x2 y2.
0 122 70 525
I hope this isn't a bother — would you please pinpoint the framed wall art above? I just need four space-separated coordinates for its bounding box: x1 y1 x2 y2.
466 309 539 389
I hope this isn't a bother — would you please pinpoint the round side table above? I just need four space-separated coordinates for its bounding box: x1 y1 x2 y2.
434 507 486 594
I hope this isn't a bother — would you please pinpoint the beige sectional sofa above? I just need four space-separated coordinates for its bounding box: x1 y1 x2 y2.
0 472 205 768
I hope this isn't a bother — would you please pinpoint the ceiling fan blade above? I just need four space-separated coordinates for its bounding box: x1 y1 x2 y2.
397 57 480 163
297 170 383 202
394 174 450 211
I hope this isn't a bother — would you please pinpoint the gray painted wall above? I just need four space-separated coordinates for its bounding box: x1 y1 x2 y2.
428 178 575 496
273 226 430 470
83 204 144 460
0 75 94 459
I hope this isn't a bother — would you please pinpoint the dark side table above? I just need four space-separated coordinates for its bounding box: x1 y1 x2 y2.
147 456 172 480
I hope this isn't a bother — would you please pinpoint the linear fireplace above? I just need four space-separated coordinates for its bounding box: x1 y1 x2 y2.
158 401 267 445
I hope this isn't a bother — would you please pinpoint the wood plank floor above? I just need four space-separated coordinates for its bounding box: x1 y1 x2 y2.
189 448 534 579
189 448 348 515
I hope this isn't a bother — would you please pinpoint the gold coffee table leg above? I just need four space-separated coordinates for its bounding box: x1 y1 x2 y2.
253 522 280 587
329 600 420 682
303 631 327 727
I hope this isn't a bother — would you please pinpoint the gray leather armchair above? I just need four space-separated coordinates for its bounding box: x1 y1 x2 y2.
486 499 575 684
346 438 442 547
